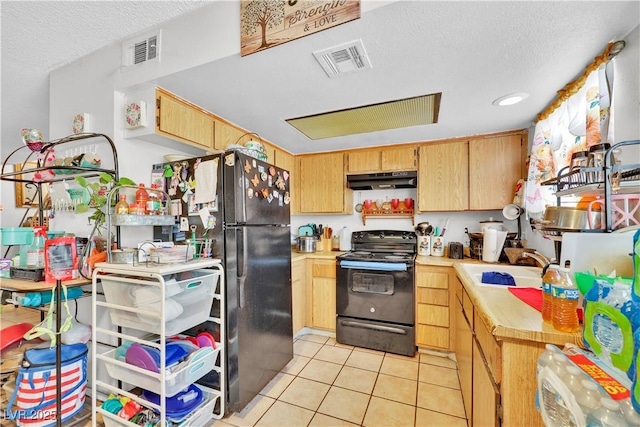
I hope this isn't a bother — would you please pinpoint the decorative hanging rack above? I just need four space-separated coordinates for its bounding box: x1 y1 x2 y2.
535 40 626 123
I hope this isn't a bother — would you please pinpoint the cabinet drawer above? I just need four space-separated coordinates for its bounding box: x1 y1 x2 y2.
417 324 449 349
417 304 449 327
416 268 449 289
417 287 448 306
475 313 502 384
313 261 336 278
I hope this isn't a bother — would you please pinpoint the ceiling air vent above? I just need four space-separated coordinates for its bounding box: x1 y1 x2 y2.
122 31 161 67
313 39 372 78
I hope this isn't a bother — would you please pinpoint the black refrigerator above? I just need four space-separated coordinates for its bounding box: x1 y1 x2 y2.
154 150 293 413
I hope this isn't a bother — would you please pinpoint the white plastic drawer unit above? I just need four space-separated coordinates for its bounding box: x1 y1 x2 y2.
98 269 220 336
101 344 221 397
98 383 219 427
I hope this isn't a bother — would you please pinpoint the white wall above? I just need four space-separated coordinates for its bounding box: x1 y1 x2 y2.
9 7 638 258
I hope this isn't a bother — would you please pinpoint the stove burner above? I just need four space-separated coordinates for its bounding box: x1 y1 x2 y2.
352 251 372 256
384 255 409 260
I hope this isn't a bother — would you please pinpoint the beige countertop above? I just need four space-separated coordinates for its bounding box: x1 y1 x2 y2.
454 262 583 346
291 250 344 262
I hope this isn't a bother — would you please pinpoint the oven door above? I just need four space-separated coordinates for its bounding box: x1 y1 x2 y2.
336 260 414 325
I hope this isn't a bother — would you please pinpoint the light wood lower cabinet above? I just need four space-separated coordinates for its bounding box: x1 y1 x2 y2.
415 265 455 350
454 281 473 421
308 259 336 331
472 339 500 427
291 258 307 336
456 275 548 426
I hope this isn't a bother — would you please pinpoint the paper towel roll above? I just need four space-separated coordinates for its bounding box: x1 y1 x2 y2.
482 229 498 263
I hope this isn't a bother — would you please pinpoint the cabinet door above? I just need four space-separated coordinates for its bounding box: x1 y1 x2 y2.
311 260 336 330
469 134 523 210
262 142 276 166
418 141 469 211
291 259 307 336
213 120 248 151
472 339 500 427
381 145 416 171
157 90 215 149
299 153 350 213
347 150 380 173
455 298 473 422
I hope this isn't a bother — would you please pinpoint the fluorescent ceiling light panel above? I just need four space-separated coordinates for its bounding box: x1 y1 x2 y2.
286 93 441 140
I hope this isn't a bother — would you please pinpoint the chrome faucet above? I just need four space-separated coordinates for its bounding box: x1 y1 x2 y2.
523 251 555 274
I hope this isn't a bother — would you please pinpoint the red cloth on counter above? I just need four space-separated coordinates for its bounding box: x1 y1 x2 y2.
507 287 583 322
508 287 543 311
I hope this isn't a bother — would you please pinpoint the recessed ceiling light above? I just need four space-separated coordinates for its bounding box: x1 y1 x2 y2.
492 92 529 107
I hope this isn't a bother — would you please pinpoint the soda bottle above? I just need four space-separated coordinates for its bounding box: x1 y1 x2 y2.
135 184 149 215
115 194 129 214
542 264 561 323
552 267 581 333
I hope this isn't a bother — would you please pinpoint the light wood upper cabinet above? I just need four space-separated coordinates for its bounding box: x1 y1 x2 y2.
381 146 417 171
156 88 215 150
469 134 523 210
347 145 417 173
418 140 469 211
298 152 352 214
213 120 252 151
417 132 525 212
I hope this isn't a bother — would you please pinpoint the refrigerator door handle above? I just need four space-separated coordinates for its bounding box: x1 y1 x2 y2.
237 227 248 308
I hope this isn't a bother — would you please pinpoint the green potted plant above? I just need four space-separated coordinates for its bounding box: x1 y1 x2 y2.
74 173 136 234
73 173 136 270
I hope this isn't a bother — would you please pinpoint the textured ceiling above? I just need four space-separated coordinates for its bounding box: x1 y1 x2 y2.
0 0 211 152
1 1 639 156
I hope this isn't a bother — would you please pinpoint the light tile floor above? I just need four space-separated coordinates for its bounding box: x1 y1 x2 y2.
1 305 468 426
211 333 468 427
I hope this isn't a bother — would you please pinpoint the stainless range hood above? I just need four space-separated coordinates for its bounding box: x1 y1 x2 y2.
347 171 417 190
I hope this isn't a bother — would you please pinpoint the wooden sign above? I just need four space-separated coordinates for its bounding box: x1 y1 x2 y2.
241 0 360 56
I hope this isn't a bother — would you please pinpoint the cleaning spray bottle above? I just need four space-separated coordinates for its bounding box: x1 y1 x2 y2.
26 227 47 268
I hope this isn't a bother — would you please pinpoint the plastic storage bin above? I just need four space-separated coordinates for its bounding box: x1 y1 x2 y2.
0 227 34 246
98 384 218 427
100 269 218 336
101 345 220 396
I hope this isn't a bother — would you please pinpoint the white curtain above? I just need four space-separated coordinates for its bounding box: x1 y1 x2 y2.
525 63 615 217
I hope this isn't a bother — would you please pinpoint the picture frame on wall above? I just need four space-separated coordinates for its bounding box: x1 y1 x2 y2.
124 100 147 129
72 113 91 134
14 163 50 207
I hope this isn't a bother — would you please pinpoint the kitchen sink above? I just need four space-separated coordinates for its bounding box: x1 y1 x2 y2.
459 263 542 288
